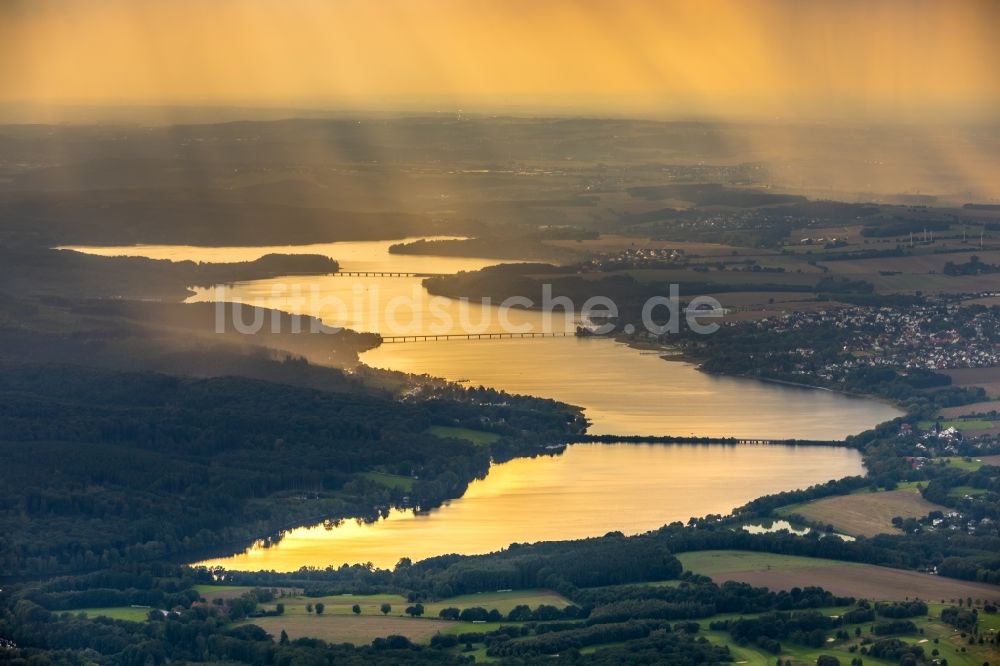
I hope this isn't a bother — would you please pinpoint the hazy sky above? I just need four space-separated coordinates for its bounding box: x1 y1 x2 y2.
2 0 998 120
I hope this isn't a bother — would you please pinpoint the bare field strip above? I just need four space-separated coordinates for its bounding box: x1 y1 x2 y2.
544 236 770 256
241 614 453 644
870 273 1000 295
779 488 948 538
711 566 1000 604
944 367 1000 398
679 551 1000 603
677 551 842 576
939 400 1000 418
627 269 817 287
710 291 822 306
945 367 1000 386
964 296 1000 307
819 250 1000 276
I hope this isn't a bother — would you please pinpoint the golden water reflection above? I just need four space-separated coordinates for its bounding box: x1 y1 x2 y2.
195 443 864 571
64 240 894 571
363 337 901 439
58 237 498 274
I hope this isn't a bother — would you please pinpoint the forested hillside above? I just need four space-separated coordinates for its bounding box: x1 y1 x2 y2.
0 364 582 578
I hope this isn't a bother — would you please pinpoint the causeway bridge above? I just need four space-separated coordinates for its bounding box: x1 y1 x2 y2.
570 434 846 447
331 271 444 278
380 331 575 343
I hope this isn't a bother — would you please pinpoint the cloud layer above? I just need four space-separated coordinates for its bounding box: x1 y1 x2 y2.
2 0 998 120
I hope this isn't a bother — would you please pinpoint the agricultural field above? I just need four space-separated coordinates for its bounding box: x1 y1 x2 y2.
792 247 1000 294
426 425 502 445
233 588 570 645
871 272 1000 295
243 613 454 644
707 290 821 306
543 235 772 257
625 268 817 287
74 586 298 623
939 399 1000 419
777 487 948 537
78 587 1000 665
256 592 406 616
677 550 843 576
818 250 1000 277
945 367 1000 399
678 550 1000 603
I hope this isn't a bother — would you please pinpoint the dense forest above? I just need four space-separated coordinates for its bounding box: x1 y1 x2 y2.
0 363 582 579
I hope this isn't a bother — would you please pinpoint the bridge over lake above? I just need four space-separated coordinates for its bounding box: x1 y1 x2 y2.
570 434 847 446
379 331 575 343
331 271 445 278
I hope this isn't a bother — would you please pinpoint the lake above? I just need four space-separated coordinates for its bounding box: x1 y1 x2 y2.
363 338 894 439
65 239 900 570
64 239 902 439
195 443 865 571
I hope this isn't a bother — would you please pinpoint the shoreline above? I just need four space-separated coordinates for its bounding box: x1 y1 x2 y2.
614 334 907 414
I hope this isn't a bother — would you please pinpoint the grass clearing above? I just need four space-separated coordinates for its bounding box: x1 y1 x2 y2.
422 589 571 617
358 471 414 491
677 550 846 576
948 485 988 498
442 621 507 636
426 425 501 445
941 456 990 472
701 629 777 666
777 487 947 537
259 592 408 618
193 584 261 601
73 606 152 622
